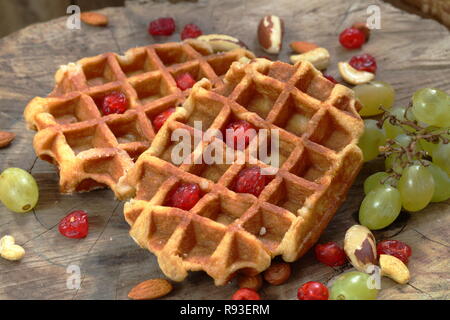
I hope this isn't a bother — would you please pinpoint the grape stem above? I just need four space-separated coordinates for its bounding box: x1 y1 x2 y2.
377 104 449 180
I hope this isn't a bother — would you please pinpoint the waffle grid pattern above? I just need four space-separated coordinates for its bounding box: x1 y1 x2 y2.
24 40 254 195
122 58 364 285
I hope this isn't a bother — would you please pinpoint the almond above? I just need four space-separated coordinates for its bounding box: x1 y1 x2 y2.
80 12 109 27
290 41 319 54
352 22 370 41
0 131 15 148
128 279 172 300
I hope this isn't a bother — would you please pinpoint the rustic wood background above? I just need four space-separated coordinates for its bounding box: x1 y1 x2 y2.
0 0 449 300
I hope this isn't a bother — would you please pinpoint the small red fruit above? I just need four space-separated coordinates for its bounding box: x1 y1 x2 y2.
59 210 89 239
297 281 329 300
175 73 196 90
377 240 412 264
233 167 268 197
339 27 366 49
314 241 347 267
232 288 261 300
101 91 128 115
153 108 176 132
180 23 202 40
224 120 256 150
323 74 338 84
148 17 176 36
167 183 201 211
349 54 377 73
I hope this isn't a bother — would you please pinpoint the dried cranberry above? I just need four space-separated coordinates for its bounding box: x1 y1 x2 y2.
231 288 261 300
224 120 256 150
148 17 176 36
339 27 366 49
180 23 202 40
349 54 377 73
297 281 329 300
233 167 268 197
167 183 201 211
153 108 176 132
59 210 89 239
377 240 412 264
323 74 338 84
101 91 128 115
314 241 347 267
175 73 196 90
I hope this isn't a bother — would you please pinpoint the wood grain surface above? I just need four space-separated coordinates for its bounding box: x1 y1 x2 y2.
0 0 449 300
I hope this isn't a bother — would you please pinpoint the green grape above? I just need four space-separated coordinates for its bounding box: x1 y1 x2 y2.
359 185 402 230
432 143 450 175
419 129 449 156
0 168 39 213
425 162 450 202
382 106 416 139
384 134 413 174
363 172 390 195
330 271 379 300
355 81 395 117
358 120 386 162
398 164 434 212
412 88 450 128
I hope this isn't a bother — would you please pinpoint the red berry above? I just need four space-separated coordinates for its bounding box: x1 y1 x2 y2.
297 281 329 300
59 210 89 239
323 74 338 84
224 120 256 150
153 108 176 132
175 73 196 90
377 240 412 264
231 288 261 300
180 23 202 40
349 54 377 73
339 27 366 49
314 241 347 267
148 17 176 36
168 183 201 211
233 167 268 197
101 91 128 115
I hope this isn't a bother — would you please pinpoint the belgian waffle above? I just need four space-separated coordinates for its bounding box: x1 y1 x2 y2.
120 58 365 285
24 40 255 197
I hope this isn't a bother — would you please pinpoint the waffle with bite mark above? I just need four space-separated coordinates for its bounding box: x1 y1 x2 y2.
24 40 255 197
120 58 364 285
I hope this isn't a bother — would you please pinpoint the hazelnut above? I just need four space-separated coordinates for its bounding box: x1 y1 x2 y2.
263 262 291 285
237 274 263 291
258 15 284 54
344 225 377 273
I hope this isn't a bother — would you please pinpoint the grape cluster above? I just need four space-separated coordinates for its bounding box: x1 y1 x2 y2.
358 88 450 230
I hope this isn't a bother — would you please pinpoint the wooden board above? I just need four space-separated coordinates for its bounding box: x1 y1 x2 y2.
0 0 449 300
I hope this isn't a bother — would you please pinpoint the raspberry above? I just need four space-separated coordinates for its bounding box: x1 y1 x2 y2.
59 210 89 239
314 241 347 267
377 240 412 264
224 120 256 150
101 91 128 115
148 17 176 36
180 23 202 40
297 281 329 300
339 27 366 49
231 288 261 300
175 73 196 90
153 108 176 132
323 74 338 84
349 54 377 73
233 167 268 197
167 183 201 211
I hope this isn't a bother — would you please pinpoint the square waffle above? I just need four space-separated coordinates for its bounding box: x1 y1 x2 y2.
24 40 255 197
119 58 365 285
